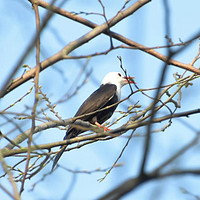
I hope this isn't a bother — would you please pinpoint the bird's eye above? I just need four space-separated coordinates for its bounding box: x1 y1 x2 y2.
118 73 122 77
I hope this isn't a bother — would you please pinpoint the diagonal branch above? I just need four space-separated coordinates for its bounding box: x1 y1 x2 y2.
2 108 200 157
3 0 200 98
37 0 200 73
1 0 151 98
99 169 200 200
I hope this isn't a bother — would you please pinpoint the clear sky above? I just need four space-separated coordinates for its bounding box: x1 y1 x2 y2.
1 0 200 200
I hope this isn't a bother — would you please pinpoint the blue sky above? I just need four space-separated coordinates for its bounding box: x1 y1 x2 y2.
1 0 200 200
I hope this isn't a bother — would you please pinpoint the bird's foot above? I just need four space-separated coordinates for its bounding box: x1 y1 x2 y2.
95 122 111 132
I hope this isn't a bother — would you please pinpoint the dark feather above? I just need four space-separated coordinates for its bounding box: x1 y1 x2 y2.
52 84 118 170
74 84 117 119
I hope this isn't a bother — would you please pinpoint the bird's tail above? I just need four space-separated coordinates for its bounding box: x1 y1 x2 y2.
52 144 67 171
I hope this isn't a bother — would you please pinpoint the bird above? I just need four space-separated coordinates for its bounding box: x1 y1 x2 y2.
52 72 134 170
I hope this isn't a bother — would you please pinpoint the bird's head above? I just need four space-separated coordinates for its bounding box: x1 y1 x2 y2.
101 72 134 88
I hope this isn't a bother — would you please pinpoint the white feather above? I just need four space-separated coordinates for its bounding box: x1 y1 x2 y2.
101 72 129 100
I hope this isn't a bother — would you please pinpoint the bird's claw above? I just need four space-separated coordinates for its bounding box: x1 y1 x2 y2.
95 122 111 132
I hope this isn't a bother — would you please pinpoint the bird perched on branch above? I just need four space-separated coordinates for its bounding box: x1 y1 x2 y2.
52 72 134 170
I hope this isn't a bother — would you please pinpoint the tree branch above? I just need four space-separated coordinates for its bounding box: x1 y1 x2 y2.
99 169 200 200
2 108 200 157
0 0 151 98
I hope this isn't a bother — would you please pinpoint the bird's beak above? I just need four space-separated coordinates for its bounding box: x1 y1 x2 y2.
124 76 135 84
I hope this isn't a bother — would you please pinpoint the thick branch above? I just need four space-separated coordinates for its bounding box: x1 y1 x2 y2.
99 169 200 200
2 108 200 157
37 0 200 72
3 0 199 97
1 0 150 97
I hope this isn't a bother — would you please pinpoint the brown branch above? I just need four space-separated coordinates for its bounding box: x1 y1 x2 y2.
20 3 41 194
0 148 20 199
99 169 200 200
2 95 131 150
100 129 200 199
2 71 198 151
98 129 135 182
0 0 57 98
2 0 199 98
5 0 199 98
111 108 200 134
2 108 200 158
139 1 172 176
36 0 200 73
0 184 19 200
0 0 150 98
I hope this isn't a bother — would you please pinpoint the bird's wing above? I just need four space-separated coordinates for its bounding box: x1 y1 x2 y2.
74 84 117 120
52 84 117 171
